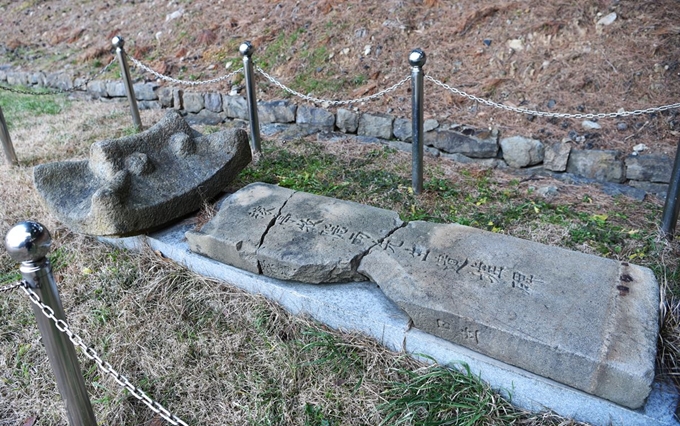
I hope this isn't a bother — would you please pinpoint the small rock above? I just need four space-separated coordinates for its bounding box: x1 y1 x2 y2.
568 130 579 141
537 186 558 198
633 143 648 153
597 12 617 26
166 9 183 21
364 45 372 56
582 120 602 130
547 99 556 109
617 122 628 131
483 39 492 46
508 39 524 51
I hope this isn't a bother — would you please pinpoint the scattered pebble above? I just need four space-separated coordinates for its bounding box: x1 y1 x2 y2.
537 186 558 198
165 9 183 21
364 45 371 56
547 99 556 109
483 39 492 46
596 12 617 27
508 39 524 51
633 143 648 153
582 120 601 130
616 122 628 131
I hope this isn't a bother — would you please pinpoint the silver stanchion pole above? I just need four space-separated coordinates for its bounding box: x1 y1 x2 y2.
661 138 680 239
112 36 142 131
409 49 426 194
0 105 18 166
4 221 97 426
240 41 262 154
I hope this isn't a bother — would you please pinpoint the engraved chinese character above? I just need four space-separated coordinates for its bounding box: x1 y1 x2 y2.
405 245 430 261
248 206 275 219
348 231 374 245
320 224 349 239
296 218 323 232
379 239 404 253
470 261 504 283
276 213 293 225
436 319 451 329
436 254 468 273
460 327 479 344
511 271 533 293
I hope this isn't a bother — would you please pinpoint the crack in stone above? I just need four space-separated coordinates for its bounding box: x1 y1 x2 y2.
352 220 409 281
254 190 297 275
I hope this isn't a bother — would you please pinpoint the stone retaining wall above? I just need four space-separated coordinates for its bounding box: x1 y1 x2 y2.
0 66 673 201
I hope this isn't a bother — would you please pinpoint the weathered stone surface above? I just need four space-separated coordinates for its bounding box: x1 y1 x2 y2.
258 100 297 124
188 183 403 283
296 105 335 128
567 149 624 183
46 73 74 91
336 108 359 133
204 92 223 113
187 183 296 274
29 72 46 86
425 129 498 158
358 113 394 139
625 154 673 183
183 92 204 113
358 221 659 409
34 110 251 236
185 109 224 125
6 72 28 86
157 86 174 108
172 88 183 110
629 180 669 199
87 80 109 98
223 95 248 120
106 81 126 97
440 152 505 168
138 101 162 110
133 82 159 101
544 141 572 172
500 136 544 168
393 118 440 142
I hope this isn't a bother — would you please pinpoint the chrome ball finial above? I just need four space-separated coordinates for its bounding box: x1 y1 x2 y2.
4 221 52 263
239 41 254 57
112 35 124 48
409 49 427 68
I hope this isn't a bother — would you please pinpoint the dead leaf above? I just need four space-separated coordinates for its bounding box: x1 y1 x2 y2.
22 415 38 426
352 81 377 97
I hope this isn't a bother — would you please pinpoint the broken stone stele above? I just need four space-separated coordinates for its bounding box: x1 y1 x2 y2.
34 110 251 236
358 221 659 410
188 183 659 410
186 182 403 282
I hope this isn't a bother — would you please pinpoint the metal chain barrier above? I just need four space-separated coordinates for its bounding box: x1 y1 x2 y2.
17 283 189 426
426 74 680 120
0 280 24 293
0 58 116 96
256 65 411 106
126 53 243 86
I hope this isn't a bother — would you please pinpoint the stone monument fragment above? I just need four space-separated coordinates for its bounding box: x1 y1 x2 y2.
34 110 251 236
358 221 658 409
188 183 659 409
186 182 403 283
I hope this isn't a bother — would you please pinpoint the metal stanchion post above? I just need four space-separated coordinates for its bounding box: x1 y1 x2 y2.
409 49 426 194
240 41 262 154
112 36 142 131
0 105 18 166
4 221 97 426
661 139 680 239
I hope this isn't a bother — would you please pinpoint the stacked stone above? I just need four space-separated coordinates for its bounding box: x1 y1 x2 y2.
0 67 673 200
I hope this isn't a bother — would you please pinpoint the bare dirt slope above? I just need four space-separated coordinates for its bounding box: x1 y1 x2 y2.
0 0 679 154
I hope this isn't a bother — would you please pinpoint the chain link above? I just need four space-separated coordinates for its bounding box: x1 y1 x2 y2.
126 53 243 87
19 284 189 426
0 280 24 293
0 59 116 96
426 75 680 119
256 65 411 106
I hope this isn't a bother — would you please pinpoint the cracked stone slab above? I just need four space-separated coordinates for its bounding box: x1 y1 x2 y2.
187 183 403 283
34 110 251 236
358 221 659 409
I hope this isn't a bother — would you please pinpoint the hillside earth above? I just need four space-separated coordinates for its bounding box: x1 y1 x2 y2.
0 0 679 155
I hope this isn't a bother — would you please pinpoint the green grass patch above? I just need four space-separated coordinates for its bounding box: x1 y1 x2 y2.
0 88 67 129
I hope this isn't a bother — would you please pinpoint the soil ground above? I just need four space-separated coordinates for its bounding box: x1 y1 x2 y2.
0 0 679 155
